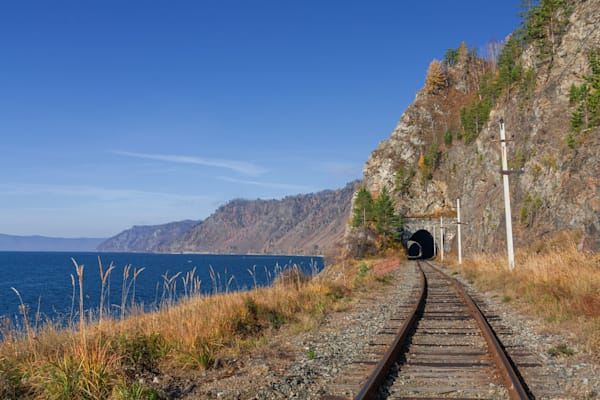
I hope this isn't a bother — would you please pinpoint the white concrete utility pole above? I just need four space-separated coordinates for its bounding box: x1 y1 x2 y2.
456 199 463 265
439 216 444 262
499 118 515 271
433 225 437 257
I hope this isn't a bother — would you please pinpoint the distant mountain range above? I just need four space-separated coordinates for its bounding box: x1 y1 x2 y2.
97 220 199 252
0 234 105 252
97 181 358 255
167 181 358 255
3 181 358 255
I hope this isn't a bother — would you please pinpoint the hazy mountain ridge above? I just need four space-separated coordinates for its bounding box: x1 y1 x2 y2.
97 220 199 253
0 234 105 252
166 181 359 255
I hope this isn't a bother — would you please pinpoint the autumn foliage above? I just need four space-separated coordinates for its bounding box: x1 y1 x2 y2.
425 59 447 93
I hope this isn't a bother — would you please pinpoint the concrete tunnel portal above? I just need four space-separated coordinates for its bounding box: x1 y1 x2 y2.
407 229 435 259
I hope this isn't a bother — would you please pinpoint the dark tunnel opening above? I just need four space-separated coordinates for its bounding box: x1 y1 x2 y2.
407 229 435 259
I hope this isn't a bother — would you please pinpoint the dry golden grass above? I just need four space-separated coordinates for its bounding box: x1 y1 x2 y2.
445 233 600 356
0 253 404 399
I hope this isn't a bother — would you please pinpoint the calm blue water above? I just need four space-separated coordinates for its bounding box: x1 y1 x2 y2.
0 252 324 327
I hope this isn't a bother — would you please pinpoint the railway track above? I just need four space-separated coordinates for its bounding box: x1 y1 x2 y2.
354 260 531 400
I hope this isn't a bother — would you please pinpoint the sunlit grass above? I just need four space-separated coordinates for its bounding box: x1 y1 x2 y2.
446 232 600 356
0 251 403 398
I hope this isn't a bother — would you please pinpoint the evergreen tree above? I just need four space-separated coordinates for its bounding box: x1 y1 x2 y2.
568 48 600 138
460 98 492 144
520 0 571 60
586 49 600 127
373 187 402 246
443 129 453 146
569 83 590 130
497 36 523 91
351 188 374 228
444 48 459 66
394 167 415 196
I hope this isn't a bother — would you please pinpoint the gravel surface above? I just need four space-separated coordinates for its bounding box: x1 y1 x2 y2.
165 261 599 399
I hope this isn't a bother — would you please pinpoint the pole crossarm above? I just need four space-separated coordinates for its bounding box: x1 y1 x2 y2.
491 139 514 143
456 199 462 265
499 169 524 175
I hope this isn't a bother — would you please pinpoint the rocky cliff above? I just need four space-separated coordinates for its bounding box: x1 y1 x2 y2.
356 0 600 254
167 181 358 255
97 220 198 252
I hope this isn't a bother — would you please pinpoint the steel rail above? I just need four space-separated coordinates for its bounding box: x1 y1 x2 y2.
353 263 426 400
426 261 530 400
355 260 530 400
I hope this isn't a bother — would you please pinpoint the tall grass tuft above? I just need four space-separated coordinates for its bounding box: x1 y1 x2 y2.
10 287 34 349
160 270 181 308
182 267 202 298
120 265 131 320
38 340 120 400
129 266 145 317
71 258 86 343
447 235 600 354
97 257 115 328
68 274 77 329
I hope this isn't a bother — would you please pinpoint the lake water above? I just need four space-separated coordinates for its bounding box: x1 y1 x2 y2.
0 252 324 328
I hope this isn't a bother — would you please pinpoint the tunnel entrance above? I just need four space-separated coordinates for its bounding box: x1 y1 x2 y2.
406 229 435 259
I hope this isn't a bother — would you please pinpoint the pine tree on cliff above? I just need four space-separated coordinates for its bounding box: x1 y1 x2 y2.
352 187 374 228
520 0 571 61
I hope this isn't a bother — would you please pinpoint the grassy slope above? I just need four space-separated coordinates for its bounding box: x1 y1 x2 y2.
445 232 600 357
0 253 401 399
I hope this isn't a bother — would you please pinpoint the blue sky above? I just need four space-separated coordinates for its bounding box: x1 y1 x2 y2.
1 1 521 238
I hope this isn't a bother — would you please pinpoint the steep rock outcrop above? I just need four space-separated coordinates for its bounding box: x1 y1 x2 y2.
356 0 600 253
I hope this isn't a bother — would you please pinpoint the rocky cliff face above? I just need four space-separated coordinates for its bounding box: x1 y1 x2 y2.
97 220 198 252
167 181 358 255
357 0 600 254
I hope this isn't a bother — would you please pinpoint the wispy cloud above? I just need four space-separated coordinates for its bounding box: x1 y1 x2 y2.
113 150 268 176
320 161 360 176
218 176 313 192
0 183 212 237
0 183 209 203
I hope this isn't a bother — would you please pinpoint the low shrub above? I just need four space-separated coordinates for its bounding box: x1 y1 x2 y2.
112 380 164 400
110 332 167 372
0 356 28 399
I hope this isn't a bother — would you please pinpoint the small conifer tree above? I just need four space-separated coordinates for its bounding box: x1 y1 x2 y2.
351 188 374 228
443 129 453 146
457 41 469 64
425 59 447 94
372 187 402 247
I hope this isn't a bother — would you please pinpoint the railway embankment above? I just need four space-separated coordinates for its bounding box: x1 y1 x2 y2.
181 251 599 399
